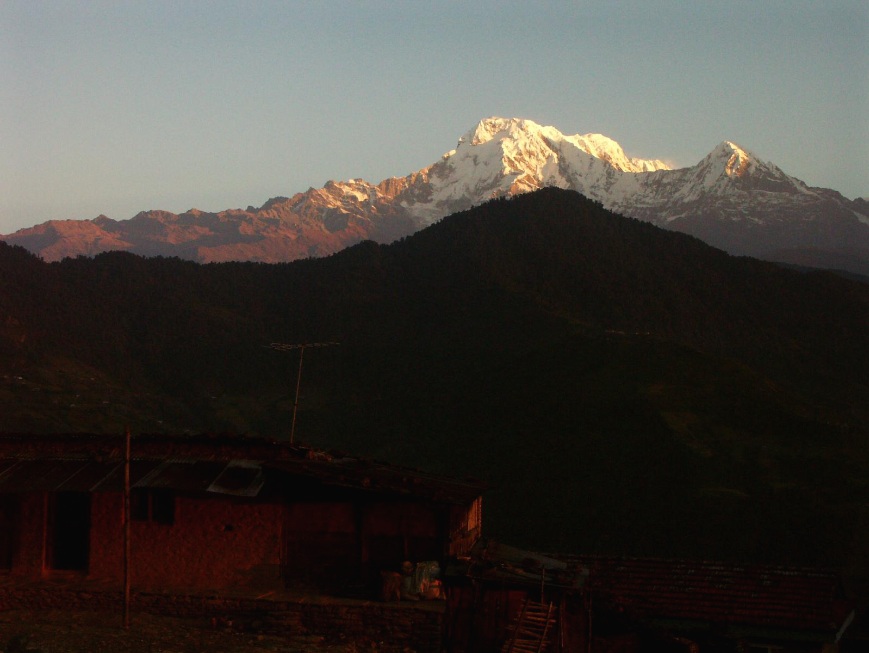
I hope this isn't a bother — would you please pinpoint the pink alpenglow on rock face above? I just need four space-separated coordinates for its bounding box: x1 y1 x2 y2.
3 117 868 272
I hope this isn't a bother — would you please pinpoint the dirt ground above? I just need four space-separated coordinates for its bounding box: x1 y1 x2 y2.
0 610 416 653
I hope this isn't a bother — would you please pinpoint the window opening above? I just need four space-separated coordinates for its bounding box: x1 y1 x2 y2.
131 490 174 525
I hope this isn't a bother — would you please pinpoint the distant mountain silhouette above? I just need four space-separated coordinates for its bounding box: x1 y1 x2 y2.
4 118 868 274
2 188 868 570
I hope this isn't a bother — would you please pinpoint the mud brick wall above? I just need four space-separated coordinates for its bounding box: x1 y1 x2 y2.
8 493 46 576
89 493 283 591
7 492 283 592
0 589 445 653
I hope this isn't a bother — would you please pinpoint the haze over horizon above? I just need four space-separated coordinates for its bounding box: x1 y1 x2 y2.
2 1 867 234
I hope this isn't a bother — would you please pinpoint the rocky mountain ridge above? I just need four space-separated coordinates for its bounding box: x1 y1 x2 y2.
4 117 868 272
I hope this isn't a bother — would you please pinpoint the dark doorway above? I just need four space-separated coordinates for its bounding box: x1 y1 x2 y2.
0 496 17 570
48 492 90 571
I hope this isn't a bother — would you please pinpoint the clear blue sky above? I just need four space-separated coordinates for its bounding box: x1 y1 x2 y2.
2 1 867 233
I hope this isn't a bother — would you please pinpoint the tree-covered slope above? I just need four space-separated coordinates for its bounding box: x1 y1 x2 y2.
1 188 868 569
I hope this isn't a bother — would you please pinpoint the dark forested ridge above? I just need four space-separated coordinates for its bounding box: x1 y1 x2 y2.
2 188 869 576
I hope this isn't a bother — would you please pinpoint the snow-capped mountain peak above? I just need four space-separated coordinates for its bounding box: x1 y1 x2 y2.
567 132 670 173
398 117 674 226
705 140 761 179
680 140 811 199
455 117 669 172
459 117 541 147
4 116 868 274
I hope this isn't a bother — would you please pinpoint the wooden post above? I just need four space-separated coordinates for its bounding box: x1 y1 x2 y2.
558 595 566 653
355 502 368 583
41 493 50 573
123 426 131 630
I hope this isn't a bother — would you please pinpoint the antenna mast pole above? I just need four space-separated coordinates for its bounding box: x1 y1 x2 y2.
290 345 306 444
268 342 339 444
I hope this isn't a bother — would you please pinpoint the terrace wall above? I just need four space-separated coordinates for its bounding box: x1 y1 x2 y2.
0 587 445 653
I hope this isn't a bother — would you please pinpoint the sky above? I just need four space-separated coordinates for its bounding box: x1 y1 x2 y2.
1 1 867 234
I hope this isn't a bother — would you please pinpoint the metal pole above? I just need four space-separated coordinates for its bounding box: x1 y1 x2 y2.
123 426 131 630
268 342 338 444
290 345 306 444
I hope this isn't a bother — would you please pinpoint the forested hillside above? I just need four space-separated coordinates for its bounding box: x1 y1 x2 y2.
2 188 868 572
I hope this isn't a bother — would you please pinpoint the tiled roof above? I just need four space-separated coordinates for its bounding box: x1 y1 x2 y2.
559 554 852 633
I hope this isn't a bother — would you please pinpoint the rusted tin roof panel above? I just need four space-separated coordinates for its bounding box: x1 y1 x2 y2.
0 456 265 495
0 459 18 483
0 458 163 493
91 459 163 492
56 461 123 492
0 459 95 493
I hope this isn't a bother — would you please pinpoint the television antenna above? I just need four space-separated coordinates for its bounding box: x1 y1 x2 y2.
268 342 340 443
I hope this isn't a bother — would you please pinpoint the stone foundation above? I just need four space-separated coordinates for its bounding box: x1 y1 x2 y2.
0 588 445 653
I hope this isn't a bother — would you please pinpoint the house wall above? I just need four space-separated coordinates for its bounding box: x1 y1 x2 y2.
7 493 47 577
282 500 447 585
91 493 284 591
4 492 283 592
283 501 358 583
362 501 443 567
4 491 481 594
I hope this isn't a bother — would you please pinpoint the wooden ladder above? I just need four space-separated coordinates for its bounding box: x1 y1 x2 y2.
502 598 558 653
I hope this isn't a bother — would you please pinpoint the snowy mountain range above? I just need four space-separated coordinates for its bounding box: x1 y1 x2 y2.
4 117 868 273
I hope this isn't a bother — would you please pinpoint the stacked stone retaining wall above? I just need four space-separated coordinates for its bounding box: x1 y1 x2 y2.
0 588 444 653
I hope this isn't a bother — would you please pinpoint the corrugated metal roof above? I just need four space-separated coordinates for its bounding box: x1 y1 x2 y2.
0 454 483 503
265 457 485 505
0 459 119 493
0 457 265 497
0 459 17 480
0 433 485 504
449 539 587 590
55 460 123 492
476 540 568 572
91 459 163 492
